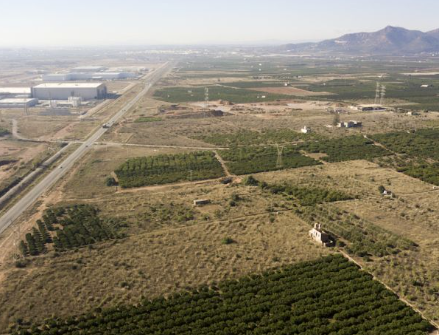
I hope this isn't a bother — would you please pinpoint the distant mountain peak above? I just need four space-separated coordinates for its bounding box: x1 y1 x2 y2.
283 26 439 55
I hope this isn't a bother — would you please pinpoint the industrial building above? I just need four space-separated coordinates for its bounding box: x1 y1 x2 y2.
0 98 38 108
0 87 32 99
71 66 107 72
42 73 73 81
32 83 107 100
42 71 137 82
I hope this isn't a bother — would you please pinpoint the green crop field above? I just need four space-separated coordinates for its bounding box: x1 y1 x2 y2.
299 136 390 162
372 129 439 160
307 76 439 110
396 162 439 186
114 151 225 188
14 255 433 335
219 146 320 175
264 182 353 206
220 81 293 88
19 205 120 256
195 129 310 147
153 86 289 104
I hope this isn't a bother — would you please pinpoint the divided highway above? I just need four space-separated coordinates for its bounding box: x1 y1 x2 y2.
0 63 171 236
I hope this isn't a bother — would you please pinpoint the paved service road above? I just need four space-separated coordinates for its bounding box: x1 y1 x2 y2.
0 63 171 236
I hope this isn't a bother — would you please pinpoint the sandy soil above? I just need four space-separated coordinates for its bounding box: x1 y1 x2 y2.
0 141 47 181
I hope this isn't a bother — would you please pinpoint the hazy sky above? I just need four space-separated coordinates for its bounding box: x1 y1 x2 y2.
1 0 439 47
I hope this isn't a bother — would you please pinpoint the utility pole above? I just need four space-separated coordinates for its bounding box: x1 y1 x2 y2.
276 144 284 169
374 82 380 105
380 85 386 105
204 87 209 117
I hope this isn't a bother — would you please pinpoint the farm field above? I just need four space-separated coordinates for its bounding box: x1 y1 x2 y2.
297 135 391 162
115 151 225 188
218 146 320 175
12 255 434 335
154 86 290 104
0 181 332 330
18 205 120 256
2 55 439 335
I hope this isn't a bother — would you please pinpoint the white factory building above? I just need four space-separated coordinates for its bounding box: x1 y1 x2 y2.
42 71 137 82
32 83 107 100
71 66 107 72
0 87 32 99
0 98 38 108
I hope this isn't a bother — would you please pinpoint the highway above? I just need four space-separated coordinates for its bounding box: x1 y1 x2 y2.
0 63 171 236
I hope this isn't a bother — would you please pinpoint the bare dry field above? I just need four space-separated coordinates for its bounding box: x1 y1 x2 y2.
101 98 439 146
0 140 53 185
61 145 200 200
2 154 439 329
254 160 439 322
2 60 439 334
0 170 331 330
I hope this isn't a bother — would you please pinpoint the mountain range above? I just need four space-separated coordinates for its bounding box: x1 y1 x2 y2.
283 26 439 55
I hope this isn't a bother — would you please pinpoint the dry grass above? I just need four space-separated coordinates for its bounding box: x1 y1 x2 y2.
255 160 439 322
0 182 329 330
2 64 439 332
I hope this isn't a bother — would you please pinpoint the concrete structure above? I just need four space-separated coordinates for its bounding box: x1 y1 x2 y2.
32 83 107 100
301 126 311 134
0 87 32 98
42 73 73 81
87 72 137 80
338 120 362 128
309 223 333 247
68 96 82 107
357 104 385 112
43 72 137 82
71 66 107 72
0 98 38 108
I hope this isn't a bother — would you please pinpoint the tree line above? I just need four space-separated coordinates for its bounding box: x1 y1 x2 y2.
19 205 119 256
114 151 225 188
13 255 433 335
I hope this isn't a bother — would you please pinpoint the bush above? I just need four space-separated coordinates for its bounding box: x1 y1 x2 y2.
221 237 235 245
14 260 29 268
243 175 259 186
105 177 118 186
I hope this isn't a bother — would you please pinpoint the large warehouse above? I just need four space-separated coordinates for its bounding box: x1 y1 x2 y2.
32 83 107 100
0 98 38 108
0 87 32 99
42 71 137 81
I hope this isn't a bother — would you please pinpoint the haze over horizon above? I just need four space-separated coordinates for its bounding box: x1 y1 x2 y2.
2 0 439 47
